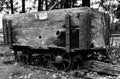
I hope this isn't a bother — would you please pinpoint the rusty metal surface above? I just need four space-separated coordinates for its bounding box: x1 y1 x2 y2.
78 12 91 50
2 7 109 49
65 14 70 52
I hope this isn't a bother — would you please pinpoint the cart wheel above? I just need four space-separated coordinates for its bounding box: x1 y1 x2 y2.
49 49 71 71
16 49 29 65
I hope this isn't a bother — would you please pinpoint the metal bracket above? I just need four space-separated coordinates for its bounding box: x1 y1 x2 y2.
78 13 91 50
65 14 71 53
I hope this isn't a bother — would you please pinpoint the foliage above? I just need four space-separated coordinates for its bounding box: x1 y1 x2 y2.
110 22 120 34
116 4 120 19
0 0 119 14
0 0 38 14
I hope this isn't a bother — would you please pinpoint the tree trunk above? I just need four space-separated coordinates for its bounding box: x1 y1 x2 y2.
10 0 14 14
82 0 90 7
45 0 48 10
22 0 25 13
64 0 70 8
38 0 42 11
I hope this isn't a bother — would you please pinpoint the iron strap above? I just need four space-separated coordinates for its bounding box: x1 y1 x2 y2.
65 14 71 53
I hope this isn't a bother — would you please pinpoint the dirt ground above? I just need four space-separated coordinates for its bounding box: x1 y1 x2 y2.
0 45 120 79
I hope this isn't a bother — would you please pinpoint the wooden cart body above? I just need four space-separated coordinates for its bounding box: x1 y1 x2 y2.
2 7 110 51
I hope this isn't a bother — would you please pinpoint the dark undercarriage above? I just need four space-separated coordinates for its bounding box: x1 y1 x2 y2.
12 45 109 71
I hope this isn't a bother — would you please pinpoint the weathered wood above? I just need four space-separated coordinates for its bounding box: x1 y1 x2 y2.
2 19 8 45
3 7 109 49
83 60 120 76
79 12 91 49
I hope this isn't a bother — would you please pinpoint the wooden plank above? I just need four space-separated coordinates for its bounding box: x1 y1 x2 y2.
83 60 120 76
2 8 92 28
2 19 8 45
110 34 120 37
7 20 13 47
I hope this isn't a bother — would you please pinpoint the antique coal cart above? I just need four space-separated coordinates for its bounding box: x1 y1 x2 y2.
2 7 110 71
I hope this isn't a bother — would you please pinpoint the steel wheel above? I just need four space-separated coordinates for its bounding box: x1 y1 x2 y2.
17 49 29 64
49 49 71 71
